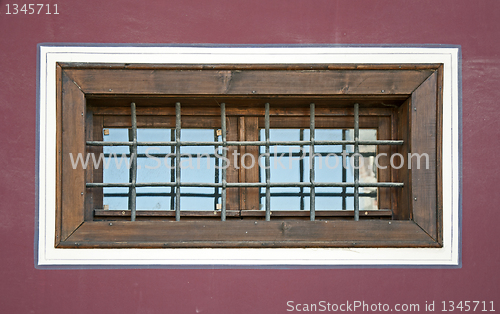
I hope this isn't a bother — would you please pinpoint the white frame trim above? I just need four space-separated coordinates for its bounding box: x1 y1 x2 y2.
37 45 461 266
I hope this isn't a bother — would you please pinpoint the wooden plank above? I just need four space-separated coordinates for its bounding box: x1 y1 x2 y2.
225 116 239 209
436 65 444 245
97 111 387 131
55 64 63 246
377 116 392 211
394 98 412 220
238 117 246 209
60 70 86 240
411 72 438 240
87 96 406 110
60 63 443 71
61 220 439 248
68 68 433 96
89 114 103 217
242 116 260 210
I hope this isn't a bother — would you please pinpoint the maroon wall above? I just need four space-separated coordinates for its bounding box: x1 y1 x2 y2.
1 1 499 313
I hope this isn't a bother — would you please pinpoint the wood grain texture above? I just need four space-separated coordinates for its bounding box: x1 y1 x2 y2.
240 116 260 210
67 68 433 96
60 70 86 240
61 220 438 248
54 64 63 246
436 65 444 245
90 103 396 117
87 96 407 110
377 116 392 211
226 116 239 209
395 98 412 220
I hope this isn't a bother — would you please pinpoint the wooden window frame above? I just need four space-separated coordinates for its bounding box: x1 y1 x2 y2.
55 63 443 249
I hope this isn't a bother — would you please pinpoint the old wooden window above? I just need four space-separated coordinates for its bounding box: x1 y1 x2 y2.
55 63 443 248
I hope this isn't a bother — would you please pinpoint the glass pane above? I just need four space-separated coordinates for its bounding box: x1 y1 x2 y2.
344 129 378 210
100 127 378 212
259 128 378 211
102 129 130 210
101 128 221 211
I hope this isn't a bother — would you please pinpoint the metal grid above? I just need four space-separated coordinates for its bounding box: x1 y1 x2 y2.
87 102 404 221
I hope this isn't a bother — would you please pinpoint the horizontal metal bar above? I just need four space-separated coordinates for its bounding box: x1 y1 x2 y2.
86 141 216 147
87 140 404 147
88 182 133 187
103 191 376 198
88 182 403 188
87 141 134 146
238 209 393 217
227 140 404 146
104 193 220 198
259 192 377 197
101 152 378 158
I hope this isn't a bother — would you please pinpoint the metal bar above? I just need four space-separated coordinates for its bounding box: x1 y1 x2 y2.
88 182 404 188
342 129 347 210
170 129 175 211
299 129 305 211
221 103 227 221
104 191 377 198
265 103 271 221
87 141 134 146
106 193 221 198
88 183 133 187
310 103 315 221
175 102 181 221
101 151 377 159
260 192 377 197
128 128 134 217
86 139 404 147
226 140 403 146
354 103 360 221
129 102 138 221
214 129 220 210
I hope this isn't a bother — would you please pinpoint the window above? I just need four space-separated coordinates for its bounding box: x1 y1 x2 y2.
38 46 460 266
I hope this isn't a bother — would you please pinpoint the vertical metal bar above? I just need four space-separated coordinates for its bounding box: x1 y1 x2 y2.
309 103 315 221
220 103 227 221
354 103 360 221
299 129 305 211
129 102 137 221
342 129 347 210
265 103 271 221
175 102 181 221
214 129 220 210
170 129 175 211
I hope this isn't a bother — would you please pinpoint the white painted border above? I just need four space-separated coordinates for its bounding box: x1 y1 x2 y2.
37 45 460 266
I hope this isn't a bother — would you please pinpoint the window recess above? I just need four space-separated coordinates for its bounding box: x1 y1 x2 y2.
88 101 403 221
